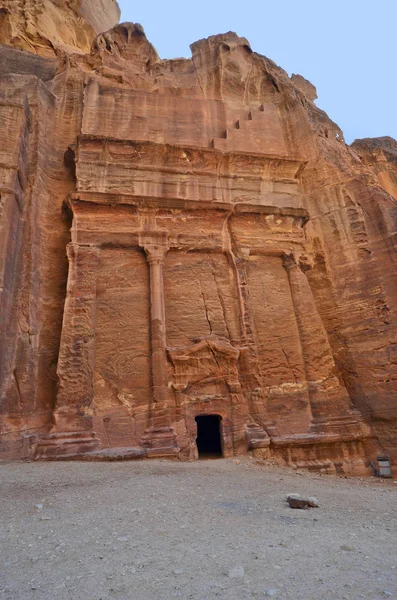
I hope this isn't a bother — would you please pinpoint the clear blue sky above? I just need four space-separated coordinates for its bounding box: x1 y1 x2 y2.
118 0 396 144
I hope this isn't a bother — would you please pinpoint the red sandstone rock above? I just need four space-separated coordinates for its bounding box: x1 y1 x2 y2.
0 5 396 473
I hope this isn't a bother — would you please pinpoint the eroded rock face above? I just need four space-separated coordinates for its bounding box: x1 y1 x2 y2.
0 0 120 55
0 12 396 471
351 137 397 200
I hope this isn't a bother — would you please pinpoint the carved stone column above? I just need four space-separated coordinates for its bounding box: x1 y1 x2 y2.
283 253 363 433
36 243 100 458
140 236 178 455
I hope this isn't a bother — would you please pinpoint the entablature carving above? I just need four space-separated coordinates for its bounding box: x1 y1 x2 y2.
76 137 306 180
74 137 307 209
65 193 310 258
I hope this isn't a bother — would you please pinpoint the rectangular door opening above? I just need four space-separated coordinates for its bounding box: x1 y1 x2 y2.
195 415 223 459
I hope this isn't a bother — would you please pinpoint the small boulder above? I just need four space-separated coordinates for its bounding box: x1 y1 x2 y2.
286 494 319 509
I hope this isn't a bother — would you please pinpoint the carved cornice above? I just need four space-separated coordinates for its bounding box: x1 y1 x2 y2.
76 135 307 181
65 194 309 258
66 193 310 225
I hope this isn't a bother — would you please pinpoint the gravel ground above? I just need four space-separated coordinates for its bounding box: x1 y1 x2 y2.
0 458 396 600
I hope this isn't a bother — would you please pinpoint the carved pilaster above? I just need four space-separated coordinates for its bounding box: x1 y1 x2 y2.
283 253 362 432
36 243 101 458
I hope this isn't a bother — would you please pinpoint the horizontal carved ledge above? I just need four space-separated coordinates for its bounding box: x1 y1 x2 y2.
65 240 307 260
66 193 309 223
77 136 307 178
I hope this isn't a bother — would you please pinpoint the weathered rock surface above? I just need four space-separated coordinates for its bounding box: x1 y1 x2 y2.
286 494 319 509
351 137 397 200
0 0 120 55
0 4 396 472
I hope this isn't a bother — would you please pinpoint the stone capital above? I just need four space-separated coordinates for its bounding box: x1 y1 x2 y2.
282 251 314 272
139 232 169 265
145 246 168 265
282 253 298 271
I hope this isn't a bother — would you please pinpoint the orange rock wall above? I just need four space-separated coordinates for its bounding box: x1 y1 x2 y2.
0 17 396 470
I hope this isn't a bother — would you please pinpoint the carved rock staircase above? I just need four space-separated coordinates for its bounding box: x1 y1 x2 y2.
212 104 286 155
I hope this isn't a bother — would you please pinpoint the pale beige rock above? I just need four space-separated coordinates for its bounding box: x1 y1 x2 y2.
0 0 120 55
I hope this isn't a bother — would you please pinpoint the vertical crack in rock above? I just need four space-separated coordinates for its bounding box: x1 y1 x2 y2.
281 348 298 383
199 280 213 335
210 258 232 342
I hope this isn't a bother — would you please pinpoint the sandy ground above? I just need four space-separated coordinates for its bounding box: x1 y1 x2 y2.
0 458 396 600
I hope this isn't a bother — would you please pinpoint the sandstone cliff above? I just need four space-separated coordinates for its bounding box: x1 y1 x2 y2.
351 137 397 200
0 5 396 472
0 0 120 55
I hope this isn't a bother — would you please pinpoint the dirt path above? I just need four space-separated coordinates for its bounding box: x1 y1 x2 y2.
0 458 396 600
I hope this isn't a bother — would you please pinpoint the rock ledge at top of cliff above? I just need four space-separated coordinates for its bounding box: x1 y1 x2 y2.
0 0 121 56
351 136 397 162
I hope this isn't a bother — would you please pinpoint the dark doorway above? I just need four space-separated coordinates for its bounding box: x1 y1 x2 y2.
195 415 222 458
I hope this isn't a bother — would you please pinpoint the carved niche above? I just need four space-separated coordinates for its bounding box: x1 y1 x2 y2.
167 335 242 402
